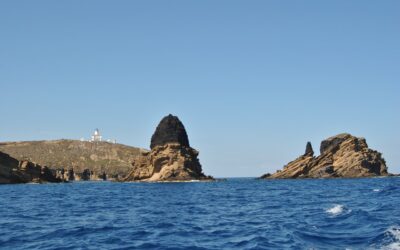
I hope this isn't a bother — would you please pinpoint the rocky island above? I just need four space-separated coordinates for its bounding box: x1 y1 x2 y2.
261 133 388 179
263 133 388 179
123 114 213 182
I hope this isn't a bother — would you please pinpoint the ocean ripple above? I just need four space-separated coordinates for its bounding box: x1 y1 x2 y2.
0 178 400 249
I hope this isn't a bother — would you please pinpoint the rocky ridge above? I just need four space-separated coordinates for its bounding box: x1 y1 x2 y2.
264 133 388 179
0 140 144 180
123 114 213 182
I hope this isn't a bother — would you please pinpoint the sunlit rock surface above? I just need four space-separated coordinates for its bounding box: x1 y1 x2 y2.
263 133 388 179
124 114 213 182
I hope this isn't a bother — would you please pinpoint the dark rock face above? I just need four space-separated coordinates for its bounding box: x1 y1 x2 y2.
304 142 314 156
39 166 60 182
0 151 21 184
124 115 213 182
0 151 62 184
263 133 388 179
55 168 109 181
81 169 91 180
150 114 190 149
100 172 107 181
259 173 271 179
320 133 353 154
67 169 75 181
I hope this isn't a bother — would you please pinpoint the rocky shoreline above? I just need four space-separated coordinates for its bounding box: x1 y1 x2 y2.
0 151 61 184
0 114 214 184
0 139 142 180
0 120 395 184
0 151 126 184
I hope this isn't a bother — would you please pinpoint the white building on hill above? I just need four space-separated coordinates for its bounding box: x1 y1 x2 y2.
83 129 116 144
91 128 102 142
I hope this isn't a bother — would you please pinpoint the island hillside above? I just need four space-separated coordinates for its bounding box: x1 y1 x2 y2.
0 140 145 180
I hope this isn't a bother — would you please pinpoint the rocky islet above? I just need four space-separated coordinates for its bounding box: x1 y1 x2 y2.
123 114 213 182
263 133 388 179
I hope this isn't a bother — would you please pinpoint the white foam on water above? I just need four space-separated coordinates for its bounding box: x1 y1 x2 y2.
384 226 400 250
326 204 345 216
373 189 381 192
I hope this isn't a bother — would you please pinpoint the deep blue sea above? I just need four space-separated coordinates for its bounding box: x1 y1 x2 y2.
1 178 400 250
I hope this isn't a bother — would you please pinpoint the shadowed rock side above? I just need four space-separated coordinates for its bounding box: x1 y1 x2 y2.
304 142 314 156
0 151 61 184
124 115 213 182
264 133 388 179
150 114 190 149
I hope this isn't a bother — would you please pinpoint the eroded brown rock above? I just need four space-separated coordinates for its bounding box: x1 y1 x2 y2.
264 133 388 179
0 151 62 184
124 115 213 182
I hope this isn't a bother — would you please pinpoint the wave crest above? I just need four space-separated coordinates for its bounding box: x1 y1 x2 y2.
326 204 348 216
384 226 400 250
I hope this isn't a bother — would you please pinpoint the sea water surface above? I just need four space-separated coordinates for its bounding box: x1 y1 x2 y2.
1 177 400 249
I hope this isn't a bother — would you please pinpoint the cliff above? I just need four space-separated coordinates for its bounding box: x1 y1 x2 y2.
0 151 61 184
264 133 388 179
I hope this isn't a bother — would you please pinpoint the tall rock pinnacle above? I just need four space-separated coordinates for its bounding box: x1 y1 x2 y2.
124 114 213 182
304 142 314 156
150 114 190 149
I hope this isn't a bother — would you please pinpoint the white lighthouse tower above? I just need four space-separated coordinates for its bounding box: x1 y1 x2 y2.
91 128 102 142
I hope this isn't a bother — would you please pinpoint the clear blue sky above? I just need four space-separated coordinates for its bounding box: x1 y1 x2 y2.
1 1 399 177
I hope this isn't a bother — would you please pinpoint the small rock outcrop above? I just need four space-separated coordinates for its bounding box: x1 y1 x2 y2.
0 151 61 184
124 114 213 182
304 142 314 156
56 168 108 181
263 133 388 179
81 169 91 181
